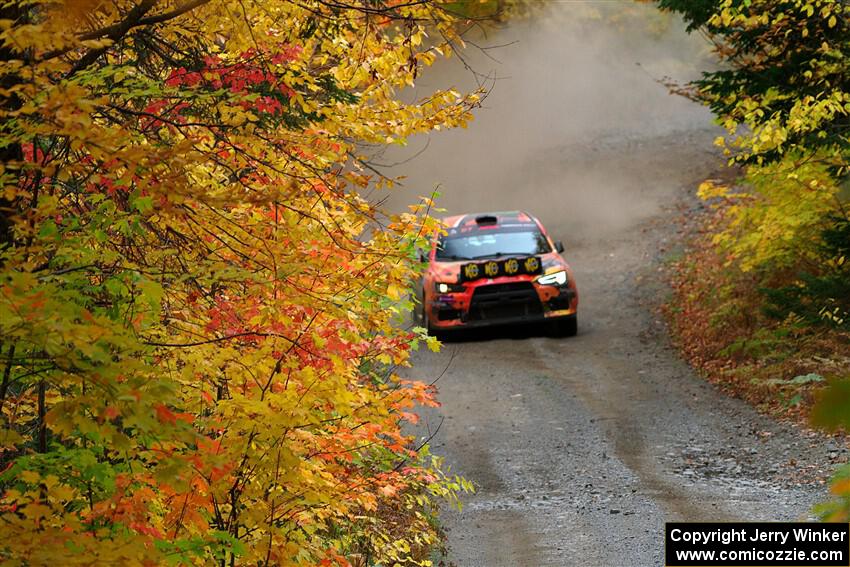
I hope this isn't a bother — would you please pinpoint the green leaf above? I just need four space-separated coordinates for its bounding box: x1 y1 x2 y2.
812 378 850 431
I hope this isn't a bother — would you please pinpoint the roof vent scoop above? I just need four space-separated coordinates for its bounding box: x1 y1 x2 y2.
475 215 498 226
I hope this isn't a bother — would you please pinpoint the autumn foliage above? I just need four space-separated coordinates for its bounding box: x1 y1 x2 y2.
0 0 479 564
657 0 850 518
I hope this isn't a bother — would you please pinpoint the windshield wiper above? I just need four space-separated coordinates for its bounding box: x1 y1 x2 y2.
472 252 516 260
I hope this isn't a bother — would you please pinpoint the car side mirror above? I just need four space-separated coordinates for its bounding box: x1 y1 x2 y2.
555 240 565 253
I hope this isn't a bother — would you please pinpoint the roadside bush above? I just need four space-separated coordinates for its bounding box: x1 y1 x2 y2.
762 216 850 330
667 164 849 418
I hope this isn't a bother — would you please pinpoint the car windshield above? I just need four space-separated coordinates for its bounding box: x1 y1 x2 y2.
435 230 551 261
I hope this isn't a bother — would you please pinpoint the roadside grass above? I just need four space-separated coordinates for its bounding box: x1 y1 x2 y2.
663 206 850 423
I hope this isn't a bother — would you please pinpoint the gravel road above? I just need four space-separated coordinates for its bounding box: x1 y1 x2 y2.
386 5 841 566
406 131 840 566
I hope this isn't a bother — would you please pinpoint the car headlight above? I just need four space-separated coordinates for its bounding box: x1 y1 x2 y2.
536 270 568 286
435 282 466 293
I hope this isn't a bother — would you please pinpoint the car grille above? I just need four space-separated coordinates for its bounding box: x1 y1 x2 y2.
546 293 572 310
437 308 462 321
468 282 542 322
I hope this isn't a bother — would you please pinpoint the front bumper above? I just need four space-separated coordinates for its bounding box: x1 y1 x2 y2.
427 279 577 330
432 309 576 330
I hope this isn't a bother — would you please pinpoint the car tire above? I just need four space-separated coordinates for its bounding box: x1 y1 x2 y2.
421 297 452 341
420 293 436 335
551 314 577 337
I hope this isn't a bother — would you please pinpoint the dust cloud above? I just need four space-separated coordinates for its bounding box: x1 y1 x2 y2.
375 2 721 244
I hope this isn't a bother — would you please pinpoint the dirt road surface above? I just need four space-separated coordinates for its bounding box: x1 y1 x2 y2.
382 5 839 566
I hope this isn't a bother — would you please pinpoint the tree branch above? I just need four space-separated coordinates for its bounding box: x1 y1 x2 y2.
67 0 160 76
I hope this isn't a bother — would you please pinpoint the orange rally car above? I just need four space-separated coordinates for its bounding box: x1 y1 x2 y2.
417 211 578 336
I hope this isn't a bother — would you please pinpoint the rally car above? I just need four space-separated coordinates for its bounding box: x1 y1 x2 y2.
418 211 578 336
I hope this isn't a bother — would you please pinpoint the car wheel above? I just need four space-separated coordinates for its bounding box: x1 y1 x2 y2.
421 296 451 341
420 293 434 334
551 314 577 337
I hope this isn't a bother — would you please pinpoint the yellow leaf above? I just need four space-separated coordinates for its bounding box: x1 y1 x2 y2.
697 180 730 201
19 470 40 484
387 282 404 300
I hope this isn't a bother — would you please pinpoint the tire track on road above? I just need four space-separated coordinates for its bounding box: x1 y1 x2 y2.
528 337 736 522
